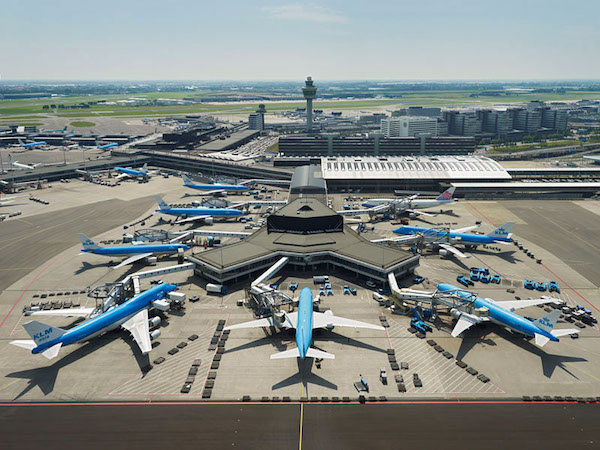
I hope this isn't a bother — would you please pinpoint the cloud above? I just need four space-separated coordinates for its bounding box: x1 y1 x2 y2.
263 3 348 24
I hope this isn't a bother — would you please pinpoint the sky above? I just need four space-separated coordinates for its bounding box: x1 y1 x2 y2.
1 0 599 81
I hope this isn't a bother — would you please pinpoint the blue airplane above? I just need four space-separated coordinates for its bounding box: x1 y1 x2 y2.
98 142 119 150
182 174 249 196
390 222 515 258
78 233 190 268
10 283 177 359
154 195 244 225
15 139 47 148
114 163 148 179
225 287 384 360
437 283 578 346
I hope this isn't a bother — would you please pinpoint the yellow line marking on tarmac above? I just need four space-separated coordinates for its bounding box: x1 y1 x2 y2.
564 363 600 383
0 380 19 393
0 209 95 250
299 378 305 450
16 218 33 226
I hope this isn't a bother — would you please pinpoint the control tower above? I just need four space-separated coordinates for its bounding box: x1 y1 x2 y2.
302 76 317 133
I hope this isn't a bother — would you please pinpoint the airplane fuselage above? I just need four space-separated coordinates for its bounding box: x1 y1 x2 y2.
393 226 510 246
21 142 46 148
437 283 558 342
363 198 452 209
31 283 177 354
296 287 314 359
114 167 145 177
83 243 189 256
156 207 243 217
186 183 249 192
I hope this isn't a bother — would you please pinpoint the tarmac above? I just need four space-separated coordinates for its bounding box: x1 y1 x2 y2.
0 176 599 406
0 403 598 450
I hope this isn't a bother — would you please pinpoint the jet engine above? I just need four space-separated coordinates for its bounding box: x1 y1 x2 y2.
149 316 161 328
150 329 161 340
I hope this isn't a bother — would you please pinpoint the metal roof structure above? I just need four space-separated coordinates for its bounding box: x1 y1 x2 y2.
189 197 418 283
320 155 511 181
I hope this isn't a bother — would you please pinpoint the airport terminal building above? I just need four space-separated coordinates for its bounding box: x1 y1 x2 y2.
189 197 419 285
320 155 512 192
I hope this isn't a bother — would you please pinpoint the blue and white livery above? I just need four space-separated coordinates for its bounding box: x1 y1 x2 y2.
437 283 578 346
78 233 190 268
154 195 244 225
114 163 148 179
11 283 177 359
387 222 515 258
225 287 384 360
182 174 249 197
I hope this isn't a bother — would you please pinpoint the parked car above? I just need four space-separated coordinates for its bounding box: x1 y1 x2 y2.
490 274 501 284
524 279 535 290
480 273 491 284
548 281 560 293
535 281 547 292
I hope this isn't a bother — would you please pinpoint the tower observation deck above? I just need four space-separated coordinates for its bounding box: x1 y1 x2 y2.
302 76 318 133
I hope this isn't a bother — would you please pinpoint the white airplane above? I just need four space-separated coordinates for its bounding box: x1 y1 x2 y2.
8 155 40 171
0 194 20 207
341 187 457 218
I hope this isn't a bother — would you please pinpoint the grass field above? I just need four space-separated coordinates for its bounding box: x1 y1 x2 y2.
69 121 96 127
1 90 599 120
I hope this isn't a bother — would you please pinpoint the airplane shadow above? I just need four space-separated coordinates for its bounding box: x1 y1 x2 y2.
224 328 293 354
6 332 151 400
74 261 115 274
272 357 338 392
313 329 388 355
455 325 586 379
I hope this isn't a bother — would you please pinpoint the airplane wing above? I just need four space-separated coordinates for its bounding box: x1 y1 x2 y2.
25 307 96 318
173 215 212 225
451 225 480 233
451 313 484 337
405 209 435 217
121 309 152 354
113 252 154 269
336 209 373 216
312 311 384 331
198 189 227 196
115 173 130 180
492 298 559 311
370 235 419 244
439 243 469 258
225 312 298 331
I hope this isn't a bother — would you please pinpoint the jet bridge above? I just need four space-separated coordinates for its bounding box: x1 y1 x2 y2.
251 256 289 287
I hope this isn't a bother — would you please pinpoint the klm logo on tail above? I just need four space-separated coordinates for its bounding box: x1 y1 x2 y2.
83 240 94 246
33 327 54 343
495 228 509 236
538 316 554 329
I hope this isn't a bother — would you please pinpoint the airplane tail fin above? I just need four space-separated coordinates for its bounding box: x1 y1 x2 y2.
182 174 193 186
487 222 514 240
8 154 14 163
22 320 67 346
534 309 561 333
436 186 456 201
141 163 148 173
155 195 169 210
77 233 99 250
